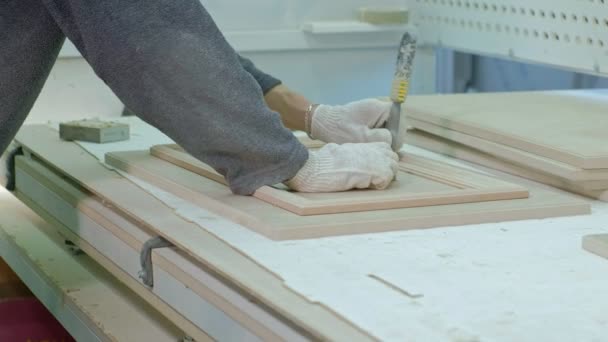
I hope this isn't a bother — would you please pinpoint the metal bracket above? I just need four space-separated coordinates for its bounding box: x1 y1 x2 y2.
5 146 23 191
64 240 84 256
139 236 174 288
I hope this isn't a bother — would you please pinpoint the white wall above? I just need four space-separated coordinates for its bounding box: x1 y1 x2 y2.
204 0 407 30
28 59 124 123
471 56 608 92
29 0 416 123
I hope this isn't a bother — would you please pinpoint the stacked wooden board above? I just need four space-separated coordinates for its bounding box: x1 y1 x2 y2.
14 125 379 341
14 155 300 341
146 144 529 216
404 90 608 201
583 234 608 260
13 124 596 340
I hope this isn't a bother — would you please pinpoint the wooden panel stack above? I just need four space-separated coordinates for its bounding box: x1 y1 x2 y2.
583 234 608 260
404 90 608 201
145 144 529 216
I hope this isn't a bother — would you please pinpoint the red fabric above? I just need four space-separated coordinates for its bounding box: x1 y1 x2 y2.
0 298 75 342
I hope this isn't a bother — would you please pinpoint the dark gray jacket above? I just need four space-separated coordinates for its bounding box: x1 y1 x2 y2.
1 0 308 194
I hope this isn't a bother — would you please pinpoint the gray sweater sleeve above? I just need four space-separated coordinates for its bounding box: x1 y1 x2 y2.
34 0 308 195
0 0 65 159
238 55 282 94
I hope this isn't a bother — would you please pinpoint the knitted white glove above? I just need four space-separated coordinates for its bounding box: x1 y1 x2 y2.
285 142 399 193
310 99 393 145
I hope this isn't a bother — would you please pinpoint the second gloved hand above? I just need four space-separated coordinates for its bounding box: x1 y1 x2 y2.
285 142 399 193
310 99 393 145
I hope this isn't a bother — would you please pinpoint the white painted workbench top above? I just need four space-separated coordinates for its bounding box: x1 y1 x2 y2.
54 118 608 341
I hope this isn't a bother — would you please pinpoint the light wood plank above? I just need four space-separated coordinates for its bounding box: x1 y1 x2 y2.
148 143 529 216
0 188 185 342
106 149 587 241
583 234 608 260
14 124 375 342
409 118 608 187
14 124 591 340
405 90 608 169
16 155 301 342
406 129 608 201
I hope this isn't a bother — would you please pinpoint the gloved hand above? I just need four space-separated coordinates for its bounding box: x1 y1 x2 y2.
309 99 393 145
285 142 399 193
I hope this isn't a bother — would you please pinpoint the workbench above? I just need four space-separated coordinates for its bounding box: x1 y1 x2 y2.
3 118 608 341
0 189 186 341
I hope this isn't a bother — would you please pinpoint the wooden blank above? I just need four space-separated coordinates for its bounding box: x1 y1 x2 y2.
406 129 608 201
147 144 529 216
409 118 608 187
59 119 130 143
103 147 589 240
583 234 608 260
405 90 608 169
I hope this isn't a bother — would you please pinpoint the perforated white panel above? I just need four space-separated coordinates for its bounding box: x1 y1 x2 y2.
411 0 608 75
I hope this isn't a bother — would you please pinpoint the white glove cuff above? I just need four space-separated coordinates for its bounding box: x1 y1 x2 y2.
285 150 335 192
310 104 343 142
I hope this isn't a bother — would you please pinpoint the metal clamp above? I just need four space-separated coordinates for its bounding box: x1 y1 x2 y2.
64 240 84 256
139 236 174 288
5 146 23 191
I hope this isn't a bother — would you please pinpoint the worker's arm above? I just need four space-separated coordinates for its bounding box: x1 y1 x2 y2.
264 85 394 145
261 85 399 192
238 55 283 96
26 0 396 195
0 0 64 157
235 58 394 142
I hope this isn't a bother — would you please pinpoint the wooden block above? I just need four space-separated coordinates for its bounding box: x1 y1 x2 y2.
358 7 409 24
406 129 608 201
405 90 608 169
59 119 129 143
409 118 608 187
142 144 529 216
583 234 608 260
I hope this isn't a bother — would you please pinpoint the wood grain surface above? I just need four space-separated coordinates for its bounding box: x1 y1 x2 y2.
148 144 529 216
405 91 608 169
406 129 608 201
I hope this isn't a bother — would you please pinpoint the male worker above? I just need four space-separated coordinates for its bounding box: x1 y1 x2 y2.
2 0 399 195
